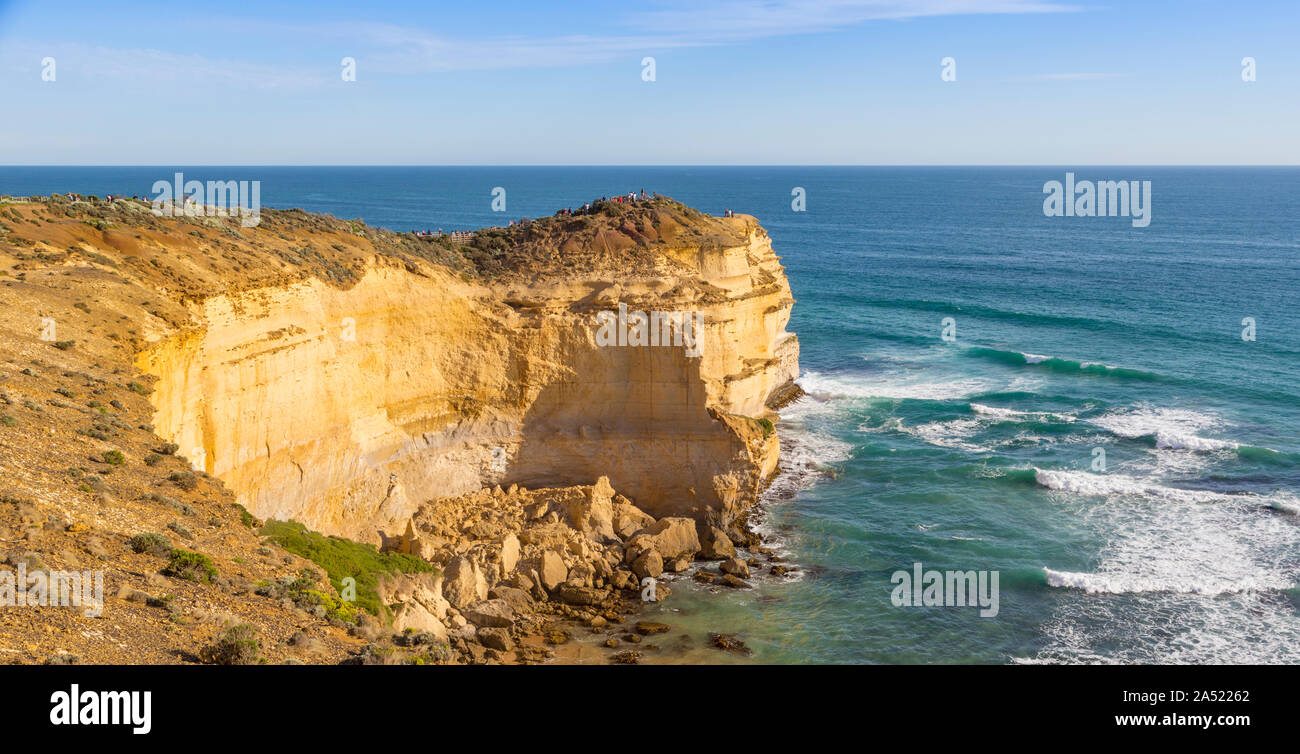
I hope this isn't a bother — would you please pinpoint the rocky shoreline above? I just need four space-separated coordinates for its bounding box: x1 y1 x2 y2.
356 474 796 665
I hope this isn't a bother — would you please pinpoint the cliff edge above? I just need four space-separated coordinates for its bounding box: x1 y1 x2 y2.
2 195 799 550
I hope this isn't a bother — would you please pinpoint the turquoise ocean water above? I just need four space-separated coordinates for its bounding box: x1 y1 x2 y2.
4 166 1298 663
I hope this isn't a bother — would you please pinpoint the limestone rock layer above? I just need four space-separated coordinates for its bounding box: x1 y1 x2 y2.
135 210 799 542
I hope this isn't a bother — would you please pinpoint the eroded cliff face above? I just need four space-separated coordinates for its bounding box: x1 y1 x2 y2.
135 214 798 543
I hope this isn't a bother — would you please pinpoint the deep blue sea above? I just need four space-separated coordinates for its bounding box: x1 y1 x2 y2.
4 166 1298 663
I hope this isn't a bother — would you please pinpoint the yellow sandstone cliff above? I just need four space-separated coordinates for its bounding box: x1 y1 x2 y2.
124 199 799 544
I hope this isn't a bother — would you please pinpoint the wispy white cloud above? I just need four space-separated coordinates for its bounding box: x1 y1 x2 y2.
303 1 1085 73
0 41 328 88
0 0 1084 85
630 0 1083 40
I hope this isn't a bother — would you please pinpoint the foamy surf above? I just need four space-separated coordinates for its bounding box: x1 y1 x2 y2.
1090 405 1248 452
1032 468 1233 504
1269 494 1300 516
1029 475 1300 663
797 370 1003 402
1043 567 1291 595
970 403 1076 422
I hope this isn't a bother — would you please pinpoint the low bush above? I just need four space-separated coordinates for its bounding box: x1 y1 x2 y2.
199 624 261 665
128 532 173 557
162 548 217 582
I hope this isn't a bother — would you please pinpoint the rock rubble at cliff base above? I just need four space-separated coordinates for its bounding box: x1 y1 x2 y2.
368 475 782 664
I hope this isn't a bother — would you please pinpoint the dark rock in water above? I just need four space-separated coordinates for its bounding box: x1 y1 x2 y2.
719 574 751 589
720 556 750 578
635 621 670 635
541 624 571 645
709 633 753 656
515 645 550 664
611 650 642 664
728 525 761 549
604 637 619 648
769 564 789 577
693 569 718 584
623 633 643 644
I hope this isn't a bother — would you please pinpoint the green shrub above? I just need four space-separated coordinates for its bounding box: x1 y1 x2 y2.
0 414 16 427
257 569 362 624
52 340 75 350
756 417 775 438
163 549 217 582
128 532 173 557
234 503 257 528
102 449 124 465
259 519 435 617
143 453 162 466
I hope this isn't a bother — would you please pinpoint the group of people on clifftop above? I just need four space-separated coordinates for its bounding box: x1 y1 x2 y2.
554 189 654 218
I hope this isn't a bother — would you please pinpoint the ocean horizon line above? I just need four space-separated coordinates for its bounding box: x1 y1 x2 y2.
4 164 1300 169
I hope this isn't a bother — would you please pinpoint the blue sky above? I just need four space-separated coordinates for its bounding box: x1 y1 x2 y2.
0 0 1295 165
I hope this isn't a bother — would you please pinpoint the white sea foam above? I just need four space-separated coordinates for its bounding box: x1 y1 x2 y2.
970 403 1076 422
1091 405 1240 452
1033 468 1230 504
879 405 1073 454
1269 494 1300 516
1154 433 1238 451
1029 485 1300 663
797 370 1001 402
900 417 993 453
1043 567 1289 595
754 396 852 547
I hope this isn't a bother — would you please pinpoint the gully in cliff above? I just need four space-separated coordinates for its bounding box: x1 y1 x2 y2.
594 303 701 357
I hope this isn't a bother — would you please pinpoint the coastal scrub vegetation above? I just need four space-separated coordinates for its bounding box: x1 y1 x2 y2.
259 519 435 618
128 532 173 557
162 548 218 582
255 567 363 624
199 623 262 665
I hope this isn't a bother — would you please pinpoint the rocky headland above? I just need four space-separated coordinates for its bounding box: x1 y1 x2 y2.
0 193 800 664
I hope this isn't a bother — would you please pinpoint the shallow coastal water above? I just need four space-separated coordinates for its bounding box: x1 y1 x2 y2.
6 166 1298 663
